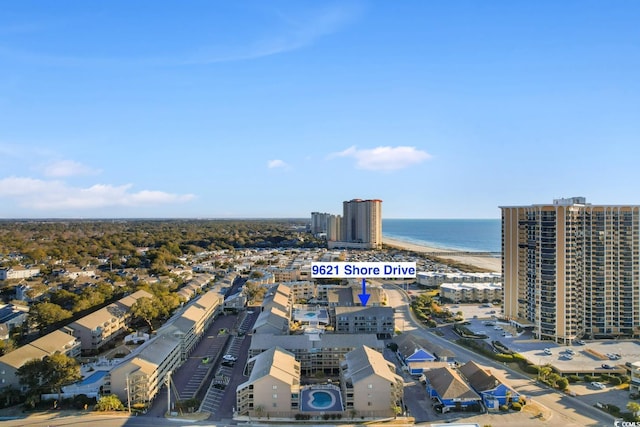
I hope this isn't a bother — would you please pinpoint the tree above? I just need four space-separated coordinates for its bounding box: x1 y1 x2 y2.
95 394 125 411
130 296 160 332
556 377 569 391
0 338 15 356
16 359 44 395
29 302 72 330
627 401 640 419
538 365 552 382
45 353 81 399
16 354 80 398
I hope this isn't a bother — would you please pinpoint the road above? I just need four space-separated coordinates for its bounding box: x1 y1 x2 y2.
383 283 616 427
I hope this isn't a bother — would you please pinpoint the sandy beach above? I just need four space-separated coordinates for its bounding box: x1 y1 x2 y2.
383 236 502 273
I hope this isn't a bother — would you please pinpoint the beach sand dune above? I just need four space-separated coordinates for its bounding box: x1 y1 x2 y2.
383 237 501 273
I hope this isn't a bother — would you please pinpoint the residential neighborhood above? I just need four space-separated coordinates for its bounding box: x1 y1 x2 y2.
0 219 634 427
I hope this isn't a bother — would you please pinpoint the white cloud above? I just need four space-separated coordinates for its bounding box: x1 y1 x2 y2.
330 145 431 171
0 176 195 210
267 159 289 169
42 159 101 177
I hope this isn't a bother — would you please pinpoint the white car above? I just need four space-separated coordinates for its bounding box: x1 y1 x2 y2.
544 348 552 355
223 354 237 361
591 381 605 389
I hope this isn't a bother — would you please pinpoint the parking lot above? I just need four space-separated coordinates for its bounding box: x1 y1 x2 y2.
445 303 501 321
450 304 640 375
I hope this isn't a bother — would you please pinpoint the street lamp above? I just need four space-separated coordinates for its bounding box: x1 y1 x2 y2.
166 370 172 415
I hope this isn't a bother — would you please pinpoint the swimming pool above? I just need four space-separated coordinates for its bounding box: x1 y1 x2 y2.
77 370 108 386
307 390 336 409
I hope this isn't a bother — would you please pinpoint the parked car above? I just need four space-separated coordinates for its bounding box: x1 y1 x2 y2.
544 348 552 355
591 381 606 389
223 354 237 361
601 364 613 369
576 340 586 345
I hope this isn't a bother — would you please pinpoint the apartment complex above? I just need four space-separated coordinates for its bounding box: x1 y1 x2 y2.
440 282 502 303
333 306 395 337
236 346 301 417
249 333 384 376
69 289 153 353
108 333 182 405
106 289 222 405
339 345 404 418
501 197 640 343
0 329 81 390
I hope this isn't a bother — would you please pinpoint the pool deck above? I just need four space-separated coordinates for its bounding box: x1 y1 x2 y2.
293 308 330 324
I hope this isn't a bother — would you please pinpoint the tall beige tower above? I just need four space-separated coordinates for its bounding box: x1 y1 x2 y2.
341 199 383 249
501 197 640 343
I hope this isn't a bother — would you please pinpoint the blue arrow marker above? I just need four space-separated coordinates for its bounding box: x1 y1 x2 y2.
358 278 370 306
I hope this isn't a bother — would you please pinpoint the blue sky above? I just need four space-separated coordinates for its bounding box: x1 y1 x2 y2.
1 1 639 219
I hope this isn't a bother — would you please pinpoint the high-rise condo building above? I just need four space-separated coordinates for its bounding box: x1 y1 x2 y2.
501 197 640 343
322 199 382 250
342 199 382 248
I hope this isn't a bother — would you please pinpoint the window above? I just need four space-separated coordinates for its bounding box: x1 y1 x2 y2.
367 384 373 389
272 385 278 390
273 394 278 399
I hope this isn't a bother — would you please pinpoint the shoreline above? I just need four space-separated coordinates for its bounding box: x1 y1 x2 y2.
382 236 502 273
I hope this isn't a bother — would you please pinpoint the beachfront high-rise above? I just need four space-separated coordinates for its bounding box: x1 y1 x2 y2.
320 199 382 250
342 199 382 248
501 197 640 343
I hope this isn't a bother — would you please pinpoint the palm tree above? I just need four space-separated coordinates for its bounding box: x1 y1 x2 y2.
627 401 640 420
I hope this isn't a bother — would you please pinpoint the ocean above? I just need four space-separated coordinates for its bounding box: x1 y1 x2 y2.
382 219 501 253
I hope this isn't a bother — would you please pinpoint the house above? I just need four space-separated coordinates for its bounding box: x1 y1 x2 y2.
339 345 404 418
0 266 40 281
0 303 29 332
392 332 456 365
423 366 482 413
392 333 437 375
63 268 96 280
458 361 520 410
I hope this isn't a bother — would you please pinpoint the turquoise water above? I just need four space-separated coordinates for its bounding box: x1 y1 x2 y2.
310 391 333 408
77 370 107 386
383 219 501 252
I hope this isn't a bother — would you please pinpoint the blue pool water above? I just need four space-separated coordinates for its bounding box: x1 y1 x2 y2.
310 391 333 408
304 312 316 318
77 370 108 386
